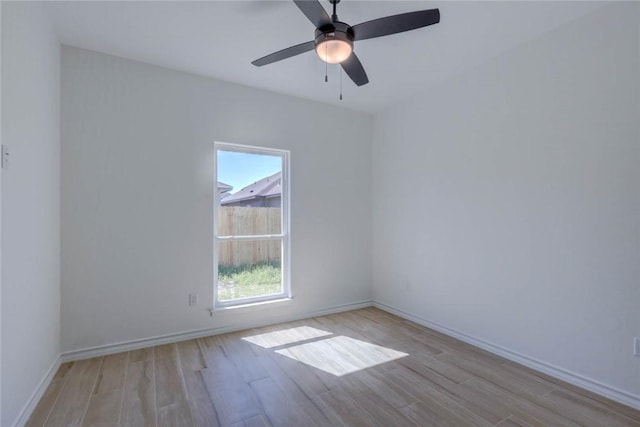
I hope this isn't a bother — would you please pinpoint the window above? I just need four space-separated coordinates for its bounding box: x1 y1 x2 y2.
214 142 290 308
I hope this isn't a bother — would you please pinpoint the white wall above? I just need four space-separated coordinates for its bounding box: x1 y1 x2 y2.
61 47 372 352
0 3 3 423
1 2 61 426
373 2 640 400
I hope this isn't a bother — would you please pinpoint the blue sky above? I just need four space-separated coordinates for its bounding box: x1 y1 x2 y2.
217 150 281 194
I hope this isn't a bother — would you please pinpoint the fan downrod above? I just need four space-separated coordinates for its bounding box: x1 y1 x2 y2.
329 0 340 22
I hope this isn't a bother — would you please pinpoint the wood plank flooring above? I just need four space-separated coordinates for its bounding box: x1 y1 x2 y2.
26 308 640 427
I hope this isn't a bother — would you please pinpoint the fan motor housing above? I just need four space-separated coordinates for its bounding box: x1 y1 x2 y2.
314 21 354 49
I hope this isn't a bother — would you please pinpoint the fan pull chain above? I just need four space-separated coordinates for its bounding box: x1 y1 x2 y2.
339 66 343 100
324 38 328 82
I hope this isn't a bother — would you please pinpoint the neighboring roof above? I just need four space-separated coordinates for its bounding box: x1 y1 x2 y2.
217 181 233 193
221 172 281 205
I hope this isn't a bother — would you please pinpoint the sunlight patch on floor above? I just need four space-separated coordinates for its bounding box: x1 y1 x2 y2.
241 326 333 348
275 335 409 376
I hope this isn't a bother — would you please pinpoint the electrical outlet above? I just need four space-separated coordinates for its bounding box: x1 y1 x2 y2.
1 145 9 169
634 337 640 357
189 293 198 306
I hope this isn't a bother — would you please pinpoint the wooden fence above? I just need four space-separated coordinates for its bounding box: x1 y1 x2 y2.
217 206 281 267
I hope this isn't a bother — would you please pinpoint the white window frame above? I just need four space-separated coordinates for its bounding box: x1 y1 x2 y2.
213 141 291 309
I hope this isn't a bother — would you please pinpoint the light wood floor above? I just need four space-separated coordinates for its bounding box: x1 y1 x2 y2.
27 307 640 427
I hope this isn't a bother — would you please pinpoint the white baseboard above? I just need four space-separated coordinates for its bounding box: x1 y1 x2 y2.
61 300 373 362
12 355 61 427
373 301 640 411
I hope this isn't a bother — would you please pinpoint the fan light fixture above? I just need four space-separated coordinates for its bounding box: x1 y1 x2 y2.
316 37 352 63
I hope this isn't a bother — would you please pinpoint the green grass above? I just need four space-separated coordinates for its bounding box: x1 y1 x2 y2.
218 262 282 301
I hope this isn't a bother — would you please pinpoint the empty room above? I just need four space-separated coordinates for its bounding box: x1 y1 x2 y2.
1 1 639 426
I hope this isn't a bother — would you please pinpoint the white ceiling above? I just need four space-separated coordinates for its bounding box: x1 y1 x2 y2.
43 1 605 113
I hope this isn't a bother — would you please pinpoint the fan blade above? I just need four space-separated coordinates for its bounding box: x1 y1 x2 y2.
341 53 369 86
352 9 440 41
293 0 332 28
252 41 316 66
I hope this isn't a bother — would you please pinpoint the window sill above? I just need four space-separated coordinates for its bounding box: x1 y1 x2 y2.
212 296 293 313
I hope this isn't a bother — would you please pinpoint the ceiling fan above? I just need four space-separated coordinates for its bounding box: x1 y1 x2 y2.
251 0 440 87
